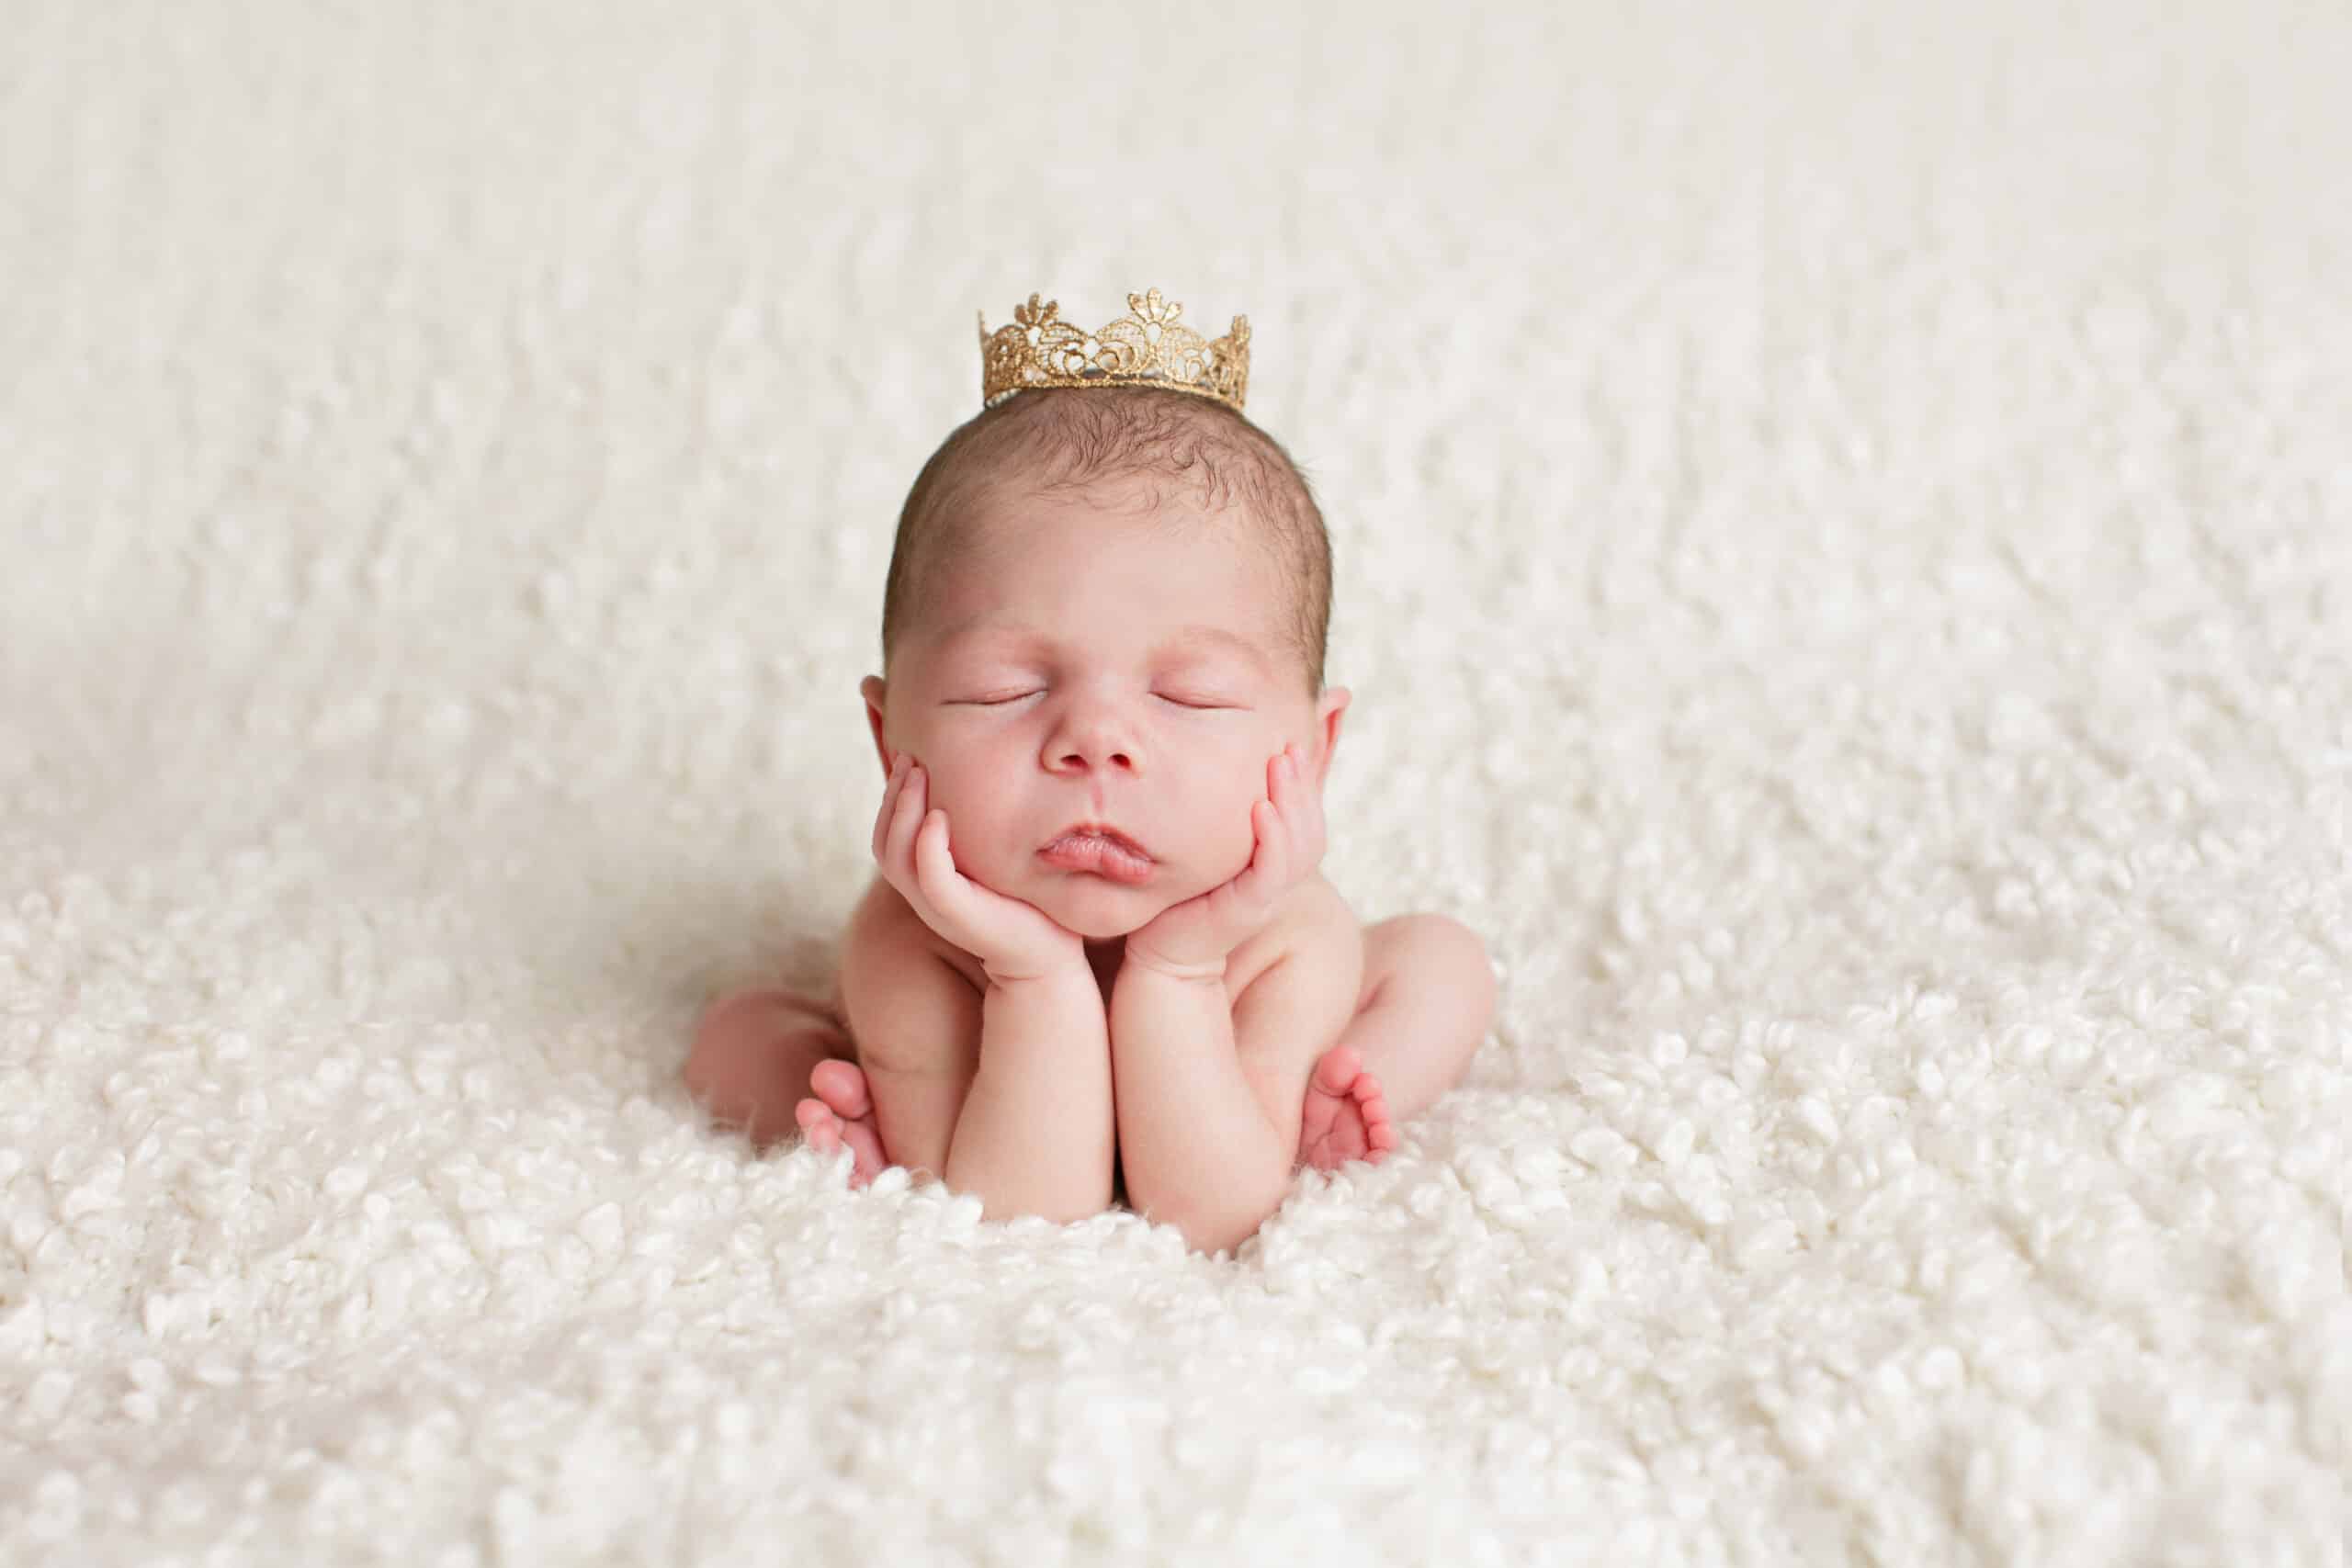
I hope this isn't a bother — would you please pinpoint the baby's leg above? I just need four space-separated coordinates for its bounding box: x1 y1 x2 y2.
1301 914 1496 1170
684 989 873 1166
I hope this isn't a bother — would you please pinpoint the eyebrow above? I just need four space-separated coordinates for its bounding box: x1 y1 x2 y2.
938 617 1272 674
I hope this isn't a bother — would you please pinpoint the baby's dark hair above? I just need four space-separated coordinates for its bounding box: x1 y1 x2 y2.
879 387 1333 694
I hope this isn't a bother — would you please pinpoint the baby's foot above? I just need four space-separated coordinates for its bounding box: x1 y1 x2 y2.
795 1060 890 1187
1298 1044 1397 1171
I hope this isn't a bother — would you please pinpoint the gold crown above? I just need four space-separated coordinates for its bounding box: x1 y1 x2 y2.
979 288 1250 413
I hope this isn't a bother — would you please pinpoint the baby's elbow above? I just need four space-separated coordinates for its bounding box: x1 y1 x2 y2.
1138 1179 1286 1258
1154 1205 1260 1258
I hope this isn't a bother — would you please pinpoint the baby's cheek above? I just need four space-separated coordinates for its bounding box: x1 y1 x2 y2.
1184 786 1264 877
934 774 1028 876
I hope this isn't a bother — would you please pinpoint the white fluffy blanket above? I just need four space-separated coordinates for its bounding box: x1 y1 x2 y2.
3 1 2344 1562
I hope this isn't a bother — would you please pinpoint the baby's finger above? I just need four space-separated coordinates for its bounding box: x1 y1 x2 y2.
871 753 910 863
877 761 910 860
1272 744 1306 813
881 763 928 886
910 803 952 886
912 807 972 919
1242 797 1286 900
1260 748 1295 828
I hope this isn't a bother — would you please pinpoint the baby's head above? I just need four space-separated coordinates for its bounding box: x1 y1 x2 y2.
860 385 1351 940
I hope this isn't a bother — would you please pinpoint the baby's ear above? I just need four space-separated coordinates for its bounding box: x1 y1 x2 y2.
1313 686 1351 781
859 676 892 776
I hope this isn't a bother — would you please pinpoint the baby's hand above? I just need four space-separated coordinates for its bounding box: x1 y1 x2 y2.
872 753 1087 986
1124 743 1325 982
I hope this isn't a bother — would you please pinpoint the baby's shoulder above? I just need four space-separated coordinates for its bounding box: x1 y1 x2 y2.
841 873 989 994
1287 872 1363 942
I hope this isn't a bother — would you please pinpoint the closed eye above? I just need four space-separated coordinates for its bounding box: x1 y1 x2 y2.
954 691 1234 710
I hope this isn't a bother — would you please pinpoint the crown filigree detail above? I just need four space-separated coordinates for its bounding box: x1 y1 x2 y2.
979 288 1250 412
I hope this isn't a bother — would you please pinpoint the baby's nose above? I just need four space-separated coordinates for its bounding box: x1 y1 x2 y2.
1047 697 1142 773
1057 741 1136 773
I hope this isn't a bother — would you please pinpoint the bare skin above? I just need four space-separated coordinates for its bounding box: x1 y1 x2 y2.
723 914 1457 1183
682 476 1497 1247
689 771 1493 1240
800 1021 1398 1181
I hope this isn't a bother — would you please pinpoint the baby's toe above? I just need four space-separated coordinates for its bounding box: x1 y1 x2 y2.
1311 1044 1363 1097
840 1122 888 1188
808 1058 872 1117
795 1097 840 1149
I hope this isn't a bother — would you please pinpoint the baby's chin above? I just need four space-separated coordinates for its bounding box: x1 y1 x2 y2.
1023 870 1185 941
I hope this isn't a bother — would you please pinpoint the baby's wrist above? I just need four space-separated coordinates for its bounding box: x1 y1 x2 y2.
1119 946 1228 986
980 949 1091 991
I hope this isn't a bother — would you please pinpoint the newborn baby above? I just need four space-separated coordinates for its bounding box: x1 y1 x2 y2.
685 375 1495 1253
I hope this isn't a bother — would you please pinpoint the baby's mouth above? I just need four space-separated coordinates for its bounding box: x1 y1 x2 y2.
1037 826 1155 886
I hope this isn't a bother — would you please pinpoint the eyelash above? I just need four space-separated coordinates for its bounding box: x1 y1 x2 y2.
964 691 1227 710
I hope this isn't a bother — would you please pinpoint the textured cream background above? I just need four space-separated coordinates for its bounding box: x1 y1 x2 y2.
3 1 2346 1562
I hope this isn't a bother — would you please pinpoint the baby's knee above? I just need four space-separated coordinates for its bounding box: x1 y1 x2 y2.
684 990 833 1086
1404 915 1497 1013
690 989 775 1057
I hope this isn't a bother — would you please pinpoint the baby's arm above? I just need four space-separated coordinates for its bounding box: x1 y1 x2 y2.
1111 743 1339 1253
841 930 1114 1224
1109 964 1292 1253
947 967 1114 1221
861 754 1114 1223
